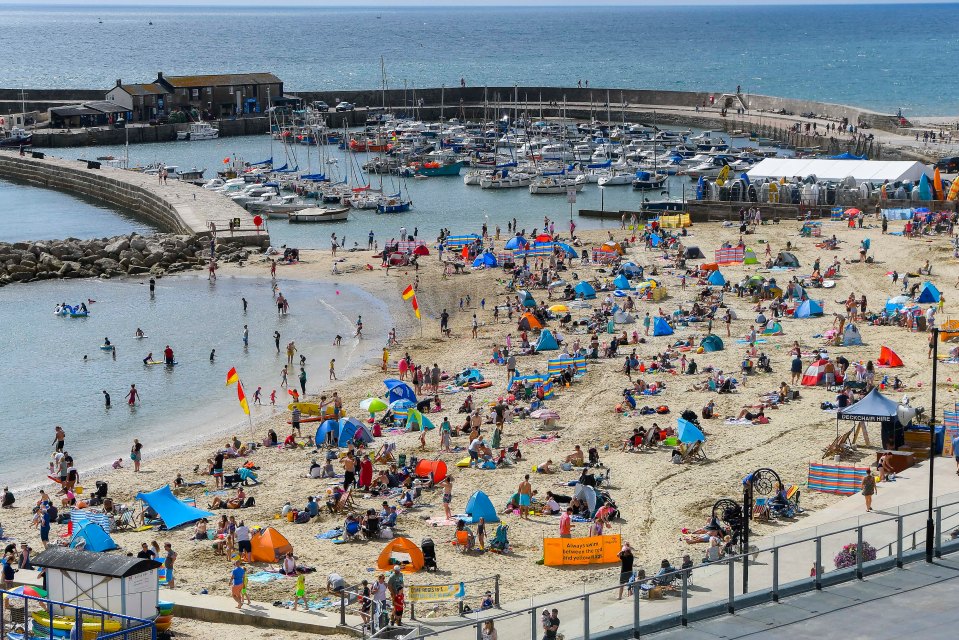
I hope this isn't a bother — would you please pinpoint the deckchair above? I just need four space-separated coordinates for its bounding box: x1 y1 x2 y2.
822 429 854 459
375 443 396 464
641 429 658 450
331 490 352 514
681 441 707 463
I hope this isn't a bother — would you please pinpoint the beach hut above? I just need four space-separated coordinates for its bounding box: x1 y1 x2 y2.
384 379 417 404
613 274 633 290
463 491 499 524
700 334 724 352
653 317 674 336
917 282 941 304
801 359 831 386
377 538 425 573
314 419 340 446
842 324 863 346
337 421 374 447
535 329 559 351
70 523 118 553
707 270 726 286
414 459 448 483
518 290 537 308
743 248 759 265
877 346 904 367
794 299 824 318
684 246 705 260
518 312 543 331
774 252 800 268
250 527 293 563
574 281 597 299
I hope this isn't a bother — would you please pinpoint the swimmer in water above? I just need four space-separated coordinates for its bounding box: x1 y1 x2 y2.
143 352 154 365
210 349 216 362
135 328 144 338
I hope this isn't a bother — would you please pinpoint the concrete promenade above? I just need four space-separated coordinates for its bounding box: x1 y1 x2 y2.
0 150 268 246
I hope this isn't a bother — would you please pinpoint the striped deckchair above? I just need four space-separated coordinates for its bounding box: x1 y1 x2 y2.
807 462 870 495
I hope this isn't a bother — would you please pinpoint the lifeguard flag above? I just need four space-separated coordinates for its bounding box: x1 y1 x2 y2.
236 381 250 415
402 285 415 300
401 284 421 319
226 367 239 386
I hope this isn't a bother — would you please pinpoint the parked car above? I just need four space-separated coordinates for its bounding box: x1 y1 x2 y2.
312 101 329 112
335 102 355 112
935 156 959 173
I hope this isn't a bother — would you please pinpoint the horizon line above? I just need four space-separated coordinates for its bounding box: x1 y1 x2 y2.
0 0 955 6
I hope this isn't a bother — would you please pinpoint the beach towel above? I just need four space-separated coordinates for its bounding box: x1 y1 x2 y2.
248 571 286 584
316 529 343 540
724 418 754 425
426 517 458 527
524 435 560 445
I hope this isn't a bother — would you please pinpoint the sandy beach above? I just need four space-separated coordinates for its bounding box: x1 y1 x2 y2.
4 213 955 636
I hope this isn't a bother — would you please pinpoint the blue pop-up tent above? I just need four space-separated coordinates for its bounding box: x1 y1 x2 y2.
613 274 633 290
472 252 497 268
518 290 537 308
917 282 941 304
708 270 726 286
574 281 596 299
338 421 374 447
700 334 724 352
315 419 340 445
136 485 214 529
653 317 674 336
384 379 417 404
535 329 559 351
794 299 824 318
70 523 118 552
462 491 499 524
504 236 528 250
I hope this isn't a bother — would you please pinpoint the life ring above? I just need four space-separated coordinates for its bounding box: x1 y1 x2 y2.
469 381 492 390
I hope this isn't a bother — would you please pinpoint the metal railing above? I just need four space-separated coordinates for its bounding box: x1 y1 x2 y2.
0 591 156 640
395 491 959 640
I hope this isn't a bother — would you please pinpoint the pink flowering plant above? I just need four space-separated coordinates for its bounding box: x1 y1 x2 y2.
834 541 878 569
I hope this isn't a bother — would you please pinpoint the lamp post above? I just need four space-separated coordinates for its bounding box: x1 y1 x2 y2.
926 327 939 562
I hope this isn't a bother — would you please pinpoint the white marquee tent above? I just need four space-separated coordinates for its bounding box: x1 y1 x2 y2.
746 159 931 184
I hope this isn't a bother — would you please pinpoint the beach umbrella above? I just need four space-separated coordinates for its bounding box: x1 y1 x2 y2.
5 585 47 598
359 397 388 413
505 236 528 250
530 409 560 421
383 379 417 403
677 418 705 444
844 208 861 216
549 304 569 313
535 233 552 243
548 279 567 289
413 245 430 256
389 399 415 412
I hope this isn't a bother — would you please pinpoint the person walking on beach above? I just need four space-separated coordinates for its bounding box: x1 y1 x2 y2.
299 367 307 396
236 521 252 562
230 561 246 609
163 542 176 589
253 387 262 405
862 470 876 511
131 439 143 472
274 331 281 353
442 476 453 520
242 325 249 347
518 475 532 520
291 407 301 436
242 297 248 313
617 542 634 599
270 259 276 279
287 342 297 365
329 358 337 381
354 316 363 338
281 365 288 388
52 426 65 452
126 384 140 406
472 314 478 339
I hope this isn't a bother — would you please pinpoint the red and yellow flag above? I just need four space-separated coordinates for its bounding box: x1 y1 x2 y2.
402 284 421 320
236 381 250 415
226 367 239 386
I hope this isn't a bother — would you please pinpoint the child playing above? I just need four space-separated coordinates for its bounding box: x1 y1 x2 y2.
292 574 307 610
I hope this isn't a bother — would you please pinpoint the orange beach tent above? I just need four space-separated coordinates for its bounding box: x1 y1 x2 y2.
518 312 543 331
414 459 448 483
251 526 293 563
377 537 424 573
877 346 904 368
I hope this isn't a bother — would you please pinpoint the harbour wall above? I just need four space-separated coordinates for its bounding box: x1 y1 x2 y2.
0 150 267 246
28 116 271 148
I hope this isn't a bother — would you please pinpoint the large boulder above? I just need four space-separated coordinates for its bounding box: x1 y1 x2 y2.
104 238 130 254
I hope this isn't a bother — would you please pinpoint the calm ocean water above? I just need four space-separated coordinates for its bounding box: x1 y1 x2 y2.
0 275 388 489
0 4 957 115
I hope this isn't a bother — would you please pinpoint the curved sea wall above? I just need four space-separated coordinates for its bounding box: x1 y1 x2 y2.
0 151 267 245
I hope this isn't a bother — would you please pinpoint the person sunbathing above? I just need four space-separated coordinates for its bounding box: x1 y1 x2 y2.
565 445 585 466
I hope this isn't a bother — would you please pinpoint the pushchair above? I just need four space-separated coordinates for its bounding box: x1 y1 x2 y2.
422 537 438 571
488 525 510 553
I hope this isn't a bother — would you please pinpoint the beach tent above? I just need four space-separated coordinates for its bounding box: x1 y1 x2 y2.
743 248 759 265
774 252 800 268
339 416 367 435
877 346 904 367
653 317 674 336
648 233 662 247
251 527 293 563
684 246 705 260
700 334 724 352
377 538 425 573
885 295 911 313
842 324 863 346
762 321 784 335
837 387 903 447
535 329 559 351
504 236 528 250
573 483 598 515
405 409 435 431
70 523 118 553
707 270 727 286
136 485 213 530
463 491 499 524
677 418 706 444
518 290 537 308
574 281 597 299
917 282 941 304
613 311 635 324
315 419 340 445
414 459 448 483
337 421 374 447
621 262 642 276
794 299 824 318
555 242 578 258
472 252 497 268
613 274 633 290
801 359 830 386
518 312 543 331
600 241 624 255
384 379 417 404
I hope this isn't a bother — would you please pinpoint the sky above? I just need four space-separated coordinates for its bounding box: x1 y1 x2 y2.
0 0 952 5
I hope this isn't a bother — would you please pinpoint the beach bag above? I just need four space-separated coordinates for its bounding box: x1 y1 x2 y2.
295 511 311 524
244 497 256 508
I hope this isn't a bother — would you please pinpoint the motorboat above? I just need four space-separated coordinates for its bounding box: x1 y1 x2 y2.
231 185 278 206
246 194 309 215
479 171 533 189
631 171 669 190
288 206 350 223
528 174 587 195
0 126 32 147
597 171 634 187
176 122 219 141
684 157 730 179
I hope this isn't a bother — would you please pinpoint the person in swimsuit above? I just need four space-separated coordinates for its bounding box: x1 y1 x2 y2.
126 384 140 406
342 452 356 491
518 475 532 520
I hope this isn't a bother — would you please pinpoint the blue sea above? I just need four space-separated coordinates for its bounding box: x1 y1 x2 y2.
0 3 957 115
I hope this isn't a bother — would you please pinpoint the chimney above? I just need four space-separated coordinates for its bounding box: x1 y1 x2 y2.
157 72 164 80
116 79 122 88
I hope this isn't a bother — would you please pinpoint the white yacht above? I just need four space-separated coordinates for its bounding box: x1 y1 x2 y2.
528 174 586 195
176 122 219 141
